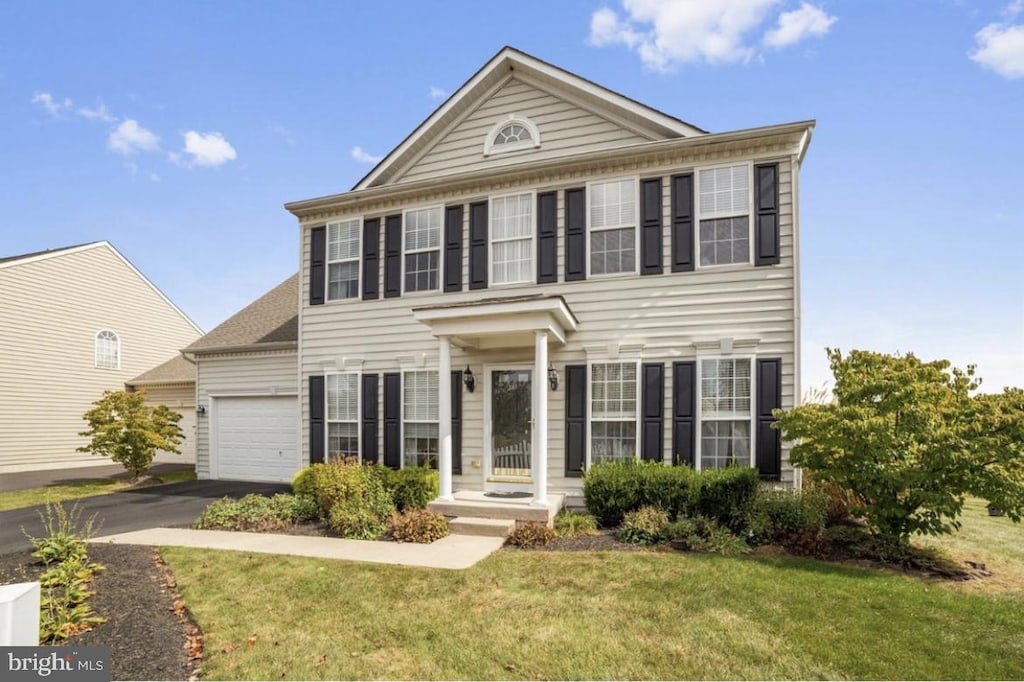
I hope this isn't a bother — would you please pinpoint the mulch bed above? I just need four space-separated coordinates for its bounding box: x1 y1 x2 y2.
0 544 201 681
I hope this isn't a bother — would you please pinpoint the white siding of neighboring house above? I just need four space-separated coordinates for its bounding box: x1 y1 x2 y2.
394 76 655 185
297 145 800 496
137 383 197 464
194 350 297 479
0 244 201 472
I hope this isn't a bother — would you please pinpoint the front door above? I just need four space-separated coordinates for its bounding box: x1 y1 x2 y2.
485 367 532 490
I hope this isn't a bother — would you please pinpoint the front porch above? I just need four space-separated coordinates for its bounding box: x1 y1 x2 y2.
427 490 566 534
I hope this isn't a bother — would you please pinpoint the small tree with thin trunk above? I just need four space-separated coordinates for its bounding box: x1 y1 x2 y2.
774 349 1024 546
77 390 183 481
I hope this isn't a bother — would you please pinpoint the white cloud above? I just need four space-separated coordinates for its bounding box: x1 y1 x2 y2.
180 130 237 167
108 119 160 155
971 21 1024 78
351 146 382 163
77 103 116 122
587 0 782 70
32 91 72 116
1006 0 1024 18
764 3 837 48
428 86 448 101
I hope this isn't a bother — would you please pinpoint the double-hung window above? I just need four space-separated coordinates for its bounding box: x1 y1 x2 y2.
403 206 442 293
589 362 639 464
403 370 438 468
697 164 751 266
699 358 753 470
326 373 359 462
588 177 637 276
327 218 360 300
94 330 119 369
490 192 534 285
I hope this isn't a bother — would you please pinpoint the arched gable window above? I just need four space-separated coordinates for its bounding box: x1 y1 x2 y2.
95 330 120 369
483 115 541 156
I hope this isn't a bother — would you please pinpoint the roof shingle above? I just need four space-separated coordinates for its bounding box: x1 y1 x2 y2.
184 274 298 353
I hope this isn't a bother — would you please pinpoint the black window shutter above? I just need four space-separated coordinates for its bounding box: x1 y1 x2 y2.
309 226 326 305
672 361 696 466
537 191 557 283
362 218 380 300
450 370 462 475
361 374 379 464
383 214 402 298
670 174 695 272
565 364 587 477
443 205 464 292
641 363 664 461
755 163 780 266
564 188 586 281
756 358 782 480
309 375 325 464
640 179 664 275
383 373 401 469
469 201 488 289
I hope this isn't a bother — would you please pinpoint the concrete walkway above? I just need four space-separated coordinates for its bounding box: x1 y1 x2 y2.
90 528 505 570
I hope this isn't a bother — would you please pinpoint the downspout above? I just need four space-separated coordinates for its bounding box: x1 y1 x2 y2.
791 126 812 491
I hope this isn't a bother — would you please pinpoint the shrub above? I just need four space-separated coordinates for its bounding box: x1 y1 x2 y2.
640 464 698 519
77 389 183 480
194 493 320 531
307 461 395 518
692 467 760 532
291 466 318 499
667 515 750 556
388 509 449 543
26 502 97 566
584 460 697 526
385 467 440 511
747 488 827 548
329 498 391 540
616 506 670 545
271 493 320 524
507 522 556 548
553 510 599 538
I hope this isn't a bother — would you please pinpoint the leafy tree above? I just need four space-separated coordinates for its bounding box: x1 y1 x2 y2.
774 349 1024 545
77 390 184 480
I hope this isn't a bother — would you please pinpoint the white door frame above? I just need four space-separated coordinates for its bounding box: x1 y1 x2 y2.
482 363 534 493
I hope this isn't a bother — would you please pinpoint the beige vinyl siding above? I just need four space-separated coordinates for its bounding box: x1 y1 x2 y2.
194 350 297 479
299 148 799 493
0 245 201 472
395 76 652 185
137 383 196 464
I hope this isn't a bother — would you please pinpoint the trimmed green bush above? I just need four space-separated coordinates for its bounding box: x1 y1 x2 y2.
553 510 599 538
387 509 449 543
747 488 827 547
384 466 440 511
692 466 761 532
194 493 320 531
291 466 318 499
328 499 390 540
616 506 670 545
306 461 395 518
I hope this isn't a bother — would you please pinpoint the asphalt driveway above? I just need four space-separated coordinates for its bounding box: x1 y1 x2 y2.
0 480 289 555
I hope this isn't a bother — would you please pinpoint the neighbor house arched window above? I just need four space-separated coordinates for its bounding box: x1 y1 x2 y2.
95 330 120 369
482 115 541 156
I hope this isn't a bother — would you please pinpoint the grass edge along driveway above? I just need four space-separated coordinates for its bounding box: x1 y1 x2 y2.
0 469 196 512
163 544 1024 680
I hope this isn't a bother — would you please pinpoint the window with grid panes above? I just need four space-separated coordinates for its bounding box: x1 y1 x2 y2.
403 370 438 468
490 193 533 284
403 207 441 292
699 358 752 469
589 178 637 275
326 373 359 461
698 165 751 266
327 219 360 300
590 362 638 464
95 330 119 369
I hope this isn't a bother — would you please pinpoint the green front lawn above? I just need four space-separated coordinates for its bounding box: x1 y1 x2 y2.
163 502 1024 680
0 469 196 512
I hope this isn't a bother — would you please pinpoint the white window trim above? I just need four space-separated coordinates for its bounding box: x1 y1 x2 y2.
401 204 444 295
585 358 642 469
482 114 542 157
325 371 361 463
694 161 755 269
585 175 641 278
94 330 120 370
694 354 757 471
325 216 363 302
401 368 440 469
487 189 537 286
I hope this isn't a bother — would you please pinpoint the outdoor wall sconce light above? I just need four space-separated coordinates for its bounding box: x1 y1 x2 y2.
463 365 476 393
548 364 559 391
196 404 207 416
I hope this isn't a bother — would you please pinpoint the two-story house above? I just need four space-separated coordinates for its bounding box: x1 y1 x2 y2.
192 47 812 513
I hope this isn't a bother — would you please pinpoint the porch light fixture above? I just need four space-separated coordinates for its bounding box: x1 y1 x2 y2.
196 404 207 416
463 365 476 393
548 364 559 391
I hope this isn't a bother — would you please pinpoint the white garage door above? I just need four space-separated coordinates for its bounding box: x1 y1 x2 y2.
213 396 298 483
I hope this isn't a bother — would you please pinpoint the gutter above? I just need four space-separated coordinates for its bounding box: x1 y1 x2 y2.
185 341 298 356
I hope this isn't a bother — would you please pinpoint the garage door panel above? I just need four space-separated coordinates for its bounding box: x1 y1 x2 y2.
213 396 298 483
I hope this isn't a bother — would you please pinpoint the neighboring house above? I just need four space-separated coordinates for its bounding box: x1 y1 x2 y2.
0 241 202 473
125 354 198 464
195 47 814 506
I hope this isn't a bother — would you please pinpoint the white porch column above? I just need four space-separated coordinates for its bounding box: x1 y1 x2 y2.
438 335 454 501
533 330 549 507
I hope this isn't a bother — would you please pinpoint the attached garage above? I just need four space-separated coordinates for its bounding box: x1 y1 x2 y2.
211 395 298 482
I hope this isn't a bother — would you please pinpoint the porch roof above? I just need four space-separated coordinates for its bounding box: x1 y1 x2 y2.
412 294 578 348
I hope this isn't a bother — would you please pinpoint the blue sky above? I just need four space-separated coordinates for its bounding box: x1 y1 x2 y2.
1 0 1021 392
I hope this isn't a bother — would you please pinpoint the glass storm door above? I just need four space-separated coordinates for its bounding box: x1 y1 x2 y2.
490 369 532 478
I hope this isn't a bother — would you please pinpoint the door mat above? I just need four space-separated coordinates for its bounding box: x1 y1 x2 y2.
483 491 532 499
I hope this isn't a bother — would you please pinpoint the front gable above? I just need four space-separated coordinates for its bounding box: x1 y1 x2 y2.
355 47 706 190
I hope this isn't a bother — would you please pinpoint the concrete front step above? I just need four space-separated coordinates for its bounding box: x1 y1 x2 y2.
449 517 516 538
428 492 564 525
